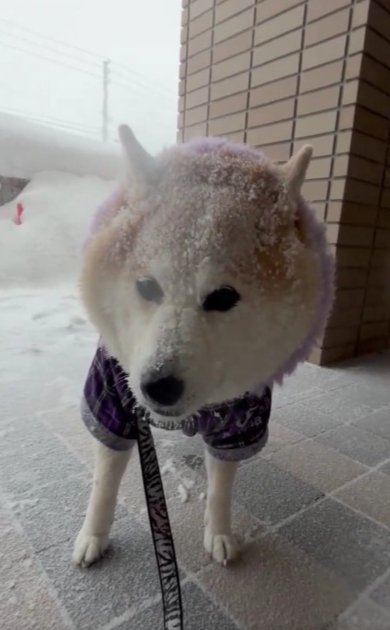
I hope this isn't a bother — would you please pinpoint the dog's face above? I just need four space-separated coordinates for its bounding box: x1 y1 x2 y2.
81 128 324 424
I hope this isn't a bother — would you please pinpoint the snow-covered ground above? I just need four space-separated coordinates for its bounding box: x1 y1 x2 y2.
0 171 114 287
0 169 114 414
0 112 121 180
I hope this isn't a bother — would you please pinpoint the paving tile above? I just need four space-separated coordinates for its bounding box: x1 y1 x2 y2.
0 375 75 422
8 474 90 553
128 448 265 574
38 518 162 630
0 413 67 453
10 472 127 553
271 362 348 410
352 409 390 441
119 444 196 523
61 426 96 470
334 472 390 528
301 387 382 424
336 352 390 375
198 534 354 630
166 477 265 575
332 598 390 629
0 326 388 630
272 401 347 437
269 440 366 492
272 383 324 409
336 383 390 410
235 458 323 525
171 431 207 473
370 572 390 609
0 347 89 421
166 485 212 575
39 402 87 440
0 416 86 498
259 422 304 456
341 366 390 395
379 460 390 476
279 498 390 590
119 581 238 630
315 425 390 466
0 505 70 630
282 362 354 393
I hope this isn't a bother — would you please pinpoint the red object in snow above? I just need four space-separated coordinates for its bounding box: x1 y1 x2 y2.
14 202 24 225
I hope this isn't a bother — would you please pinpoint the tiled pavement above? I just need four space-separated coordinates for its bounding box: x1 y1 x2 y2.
1 350 390 629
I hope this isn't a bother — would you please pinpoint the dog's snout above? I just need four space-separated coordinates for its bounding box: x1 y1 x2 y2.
141 373 184 407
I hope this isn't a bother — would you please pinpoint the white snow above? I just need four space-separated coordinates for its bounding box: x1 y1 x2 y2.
181 477 195 491
0 170 114 287
177 484 188 504
0 112 121 179
0 151 115 407
161 458 177 476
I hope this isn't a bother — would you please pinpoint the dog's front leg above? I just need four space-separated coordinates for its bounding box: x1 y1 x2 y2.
73 441 132 566
204 449 240 565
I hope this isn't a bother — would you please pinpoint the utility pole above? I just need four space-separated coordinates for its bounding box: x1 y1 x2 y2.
102 59 110 142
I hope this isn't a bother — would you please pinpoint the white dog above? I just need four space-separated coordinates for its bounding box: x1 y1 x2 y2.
73 126 333 567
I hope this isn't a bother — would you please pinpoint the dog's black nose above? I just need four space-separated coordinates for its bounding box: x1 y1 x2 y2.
141 374 184 407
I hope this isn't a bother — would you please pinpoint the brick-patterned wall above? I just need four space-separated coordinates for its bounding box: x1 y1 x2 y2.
346 0 390 359
178 0 390 364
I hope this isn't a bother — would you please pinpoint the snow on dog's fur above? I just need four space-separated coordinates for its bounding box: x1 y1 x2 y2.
80 127 334 424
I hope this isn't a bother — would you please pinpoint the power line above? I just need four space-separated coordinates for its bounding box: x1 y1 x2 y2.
111 67 176 99
1 105 101 133
0 37 176 102
0 25 101 70
110 77 174 103
0 20 177 144
114 59 175 94
0 17 105 62
0 17 176 98
110 89 175 118
0 39 101 78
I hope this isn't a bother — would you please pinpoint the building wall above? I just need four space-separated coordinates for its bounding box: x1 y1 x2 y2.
178 0 390 364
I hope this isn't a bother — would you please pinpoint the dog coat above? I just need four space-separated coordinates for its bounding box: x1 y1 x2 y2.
82 345 272 460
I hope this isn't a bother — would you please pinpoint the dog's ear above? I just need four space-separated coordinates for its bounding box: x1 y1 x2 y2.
118 124 156 197
281 145 313 197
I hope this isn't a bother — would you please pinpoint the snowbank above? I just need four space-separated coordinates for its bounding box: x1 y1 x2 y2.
0 112 121 180
0 170 115 288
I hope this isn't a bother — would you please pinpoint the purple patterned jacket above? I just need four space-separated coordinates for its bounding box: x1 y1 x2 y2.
82 345 272 461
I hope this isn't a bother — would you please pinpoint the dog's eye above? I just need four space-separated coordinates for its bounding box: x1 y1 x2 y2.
136 277 164 304
203 286 240 312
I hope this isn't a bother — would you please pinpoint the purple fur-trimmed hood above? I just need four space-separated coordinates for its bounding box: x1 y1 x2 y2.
86 136 335 387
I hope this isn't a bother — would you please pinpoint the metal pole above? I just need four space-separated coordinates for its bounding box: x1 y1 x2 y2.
102 59 110 142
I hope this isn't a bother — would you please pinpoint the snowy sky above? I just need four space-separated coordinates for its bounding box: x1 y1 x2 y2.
0 0 181 152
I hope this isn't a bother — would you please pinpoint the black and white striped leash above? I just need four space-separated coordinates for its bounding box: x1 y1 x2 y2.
136 411 184 630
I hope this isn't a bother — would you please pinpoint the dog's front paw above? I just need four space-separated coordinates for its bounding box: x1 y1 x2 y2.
72 530 109 567
204 529 240 565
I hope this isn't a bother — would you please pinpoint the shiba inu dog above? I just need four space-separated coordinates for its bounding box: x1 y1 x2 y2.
73 126 334 567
